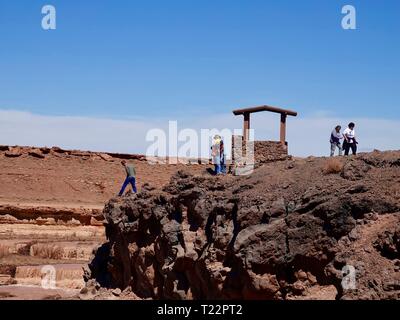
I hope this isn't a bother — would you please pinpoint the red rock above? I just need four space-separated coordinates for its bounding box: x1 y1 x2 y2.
5 147 23 157
28 148 45 159
98 153 113 161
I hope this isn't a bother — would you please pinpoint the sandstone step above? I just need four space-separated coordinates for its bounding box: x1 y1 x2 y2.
15 264 85 289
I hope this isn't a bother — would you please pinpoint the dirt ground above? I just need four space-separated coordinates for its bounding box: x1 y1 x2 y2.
2 146 400 300
0 146 209 209
0 146 211 299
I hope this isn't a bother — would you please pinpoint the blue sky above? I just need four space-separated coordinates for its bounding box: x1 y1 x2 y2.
0 1 399 156
1 0 399 119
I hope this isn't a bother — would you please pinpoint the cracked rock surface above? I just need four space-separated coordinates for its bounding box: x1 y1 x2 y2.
85 151 400 300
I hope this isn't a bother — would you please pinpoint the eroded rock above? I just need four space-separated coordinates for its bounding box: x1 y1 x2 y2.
85 151 400 300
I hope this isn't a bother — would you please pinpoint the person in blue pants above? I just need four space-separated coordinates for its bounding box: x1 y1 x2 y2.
211 135 222 175
118 160 137 196
220 140 226 174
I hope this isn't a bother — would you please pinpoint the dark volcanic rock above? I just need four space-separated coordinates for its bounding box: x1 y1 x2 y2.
374 228 400 260
85 151 400 300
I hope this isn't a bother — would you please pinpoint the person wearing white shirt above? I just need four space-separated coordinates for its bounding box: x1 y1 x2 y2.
343 122 358 155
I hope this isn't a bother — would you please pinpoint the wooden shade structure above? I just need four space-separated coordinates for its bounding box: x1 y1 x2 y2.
232 105 298 144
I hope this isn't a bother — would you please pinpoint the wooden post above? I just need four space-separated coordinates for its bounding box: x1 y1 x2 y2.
233 105 297 145
280 113 287 144
243 112 250 142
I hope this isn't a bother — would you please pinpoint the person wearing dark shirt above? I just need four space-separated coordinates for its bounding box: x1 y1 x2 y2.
118 160 137 196
220 140 226 174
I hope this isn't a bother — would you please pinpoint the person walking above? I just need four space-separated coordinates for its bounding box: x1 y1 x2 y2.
343 122 358 156
330 125 343 156
118 160 137 196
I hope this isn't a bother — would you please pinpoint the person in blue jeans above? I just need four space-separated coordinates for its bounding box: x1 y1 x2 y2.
118 160 137 196
211 135 222 175
220 140 226 174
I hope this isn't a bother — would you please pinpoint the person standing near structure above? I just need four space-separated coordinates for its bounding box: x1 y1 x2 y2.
330 125 343 156
220 139 226 174
343 122 358 156
118 160 137 196
211 135 222 175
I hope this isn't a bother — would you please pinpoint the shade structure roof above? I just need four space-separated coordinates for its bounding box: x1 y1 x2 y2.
232 105 297 117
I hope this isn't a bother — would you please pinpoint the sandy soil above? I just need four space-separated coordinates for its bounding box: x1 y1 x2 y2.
0 285 79 300
0 146 210 299
0 148 208 208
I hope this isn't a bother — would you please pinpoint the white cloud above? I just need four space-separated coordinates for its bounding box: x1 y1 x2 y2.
0 109 399 157
0 110 161 154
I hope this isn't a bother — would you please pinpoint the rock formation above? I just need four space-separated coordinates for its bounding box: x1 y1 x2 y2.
85 151 400 300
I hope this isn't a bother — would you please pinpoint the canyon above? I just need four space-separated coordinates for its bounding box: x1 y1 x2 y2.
84 150 400 300
1 145 400 300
